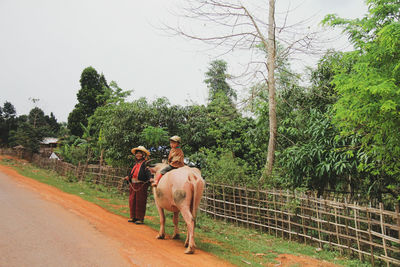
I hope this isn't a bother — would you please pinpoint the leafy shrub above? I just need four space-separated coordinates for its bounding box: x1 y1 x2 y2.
190 148 257 187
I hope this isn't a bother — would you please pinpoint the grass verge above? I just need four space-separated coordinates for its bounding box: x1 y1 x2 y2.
0 157 371 267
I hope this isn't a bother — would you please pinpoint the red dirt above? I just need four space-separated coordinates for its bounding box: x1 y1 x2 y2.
0 156 342 267
268 254 341 267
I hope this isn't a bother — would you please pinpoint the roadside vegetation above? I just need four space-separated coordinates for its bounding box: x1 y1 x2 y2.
0 157 370 266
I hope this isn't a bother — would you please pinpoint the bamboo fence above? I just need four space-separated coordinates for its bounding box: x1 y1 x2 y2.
201 183 400 266
31 153 131 193
1 149 399 266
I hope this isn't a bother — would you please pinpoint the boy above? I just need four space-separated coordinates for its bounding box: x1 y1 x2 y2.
152 136 184 187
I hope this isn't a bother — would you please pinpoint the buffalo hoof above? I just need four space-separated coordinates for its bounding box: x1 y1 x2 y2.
184 248 194 254
156 234 165 239
172 233 180 239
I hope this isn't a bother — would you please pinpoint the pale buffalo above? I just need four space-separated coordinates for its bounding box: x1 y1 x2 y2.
150 163 205 254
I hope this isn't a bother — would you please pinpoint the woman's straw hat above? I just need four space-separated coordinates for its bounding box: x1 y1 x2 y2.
169 136 181 143
131 146 150 156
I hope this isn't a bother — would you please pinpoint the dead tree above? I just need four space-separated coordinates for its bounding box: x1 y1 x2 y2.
166 0 321 177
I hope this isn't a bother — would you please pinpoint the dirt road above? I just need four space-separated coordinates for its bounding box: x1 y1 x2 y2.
0 163 233 267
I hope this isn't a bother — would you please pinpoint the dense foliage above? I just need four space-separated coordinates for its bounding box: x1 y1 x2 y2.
322 0 400 201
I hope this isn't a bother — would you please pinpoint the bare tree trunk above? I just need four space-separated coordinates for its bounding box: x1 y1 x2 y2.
264 0 277 177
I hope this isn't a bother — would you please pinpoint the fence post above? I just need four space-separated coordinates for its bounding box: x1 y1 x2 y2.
396 204 400 240
301 192 307 245
222 185 226 222
280 190 284 238
245 186 249 228
266 190 271 235
203 181 208 215
233 187 238 226
212 184 216 220
344 199 351 254
273 189 278 238
334 201 341 253
257 187 262 232
239 187 243 227
366 206 375 266
353 202 362 261
287 189 292 241
379 203 389 267
325 199 332 250
315 193 322 248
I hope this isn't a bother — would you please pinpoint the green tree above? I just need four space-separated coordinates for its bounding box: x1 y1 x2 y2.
8 107 60 153
148 97 185 137
88 98 154 166
77 69 107 114
9 121 43 153
2 101 16 120
0 101 17 146
267 51 373 198
96 81 132 106
278 108 361 195
205 60 236 102
45 112 60 135
207 92 238 146
307 50 343 112
67 106 86 137
323 0 400 200
179 104 213 154
67 67 108 136
204 60 240 150
198 61 263 179
140 126 169 160
28 107 47 129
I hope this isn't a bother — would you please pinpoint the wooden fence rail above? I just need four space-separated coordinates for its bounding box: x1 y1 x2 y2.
1 149 399 266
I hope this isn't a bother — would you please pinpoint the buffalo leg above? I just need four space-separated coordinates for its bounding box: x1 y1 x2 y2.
172 211 180 239
180 207 195 254
156 207 165 239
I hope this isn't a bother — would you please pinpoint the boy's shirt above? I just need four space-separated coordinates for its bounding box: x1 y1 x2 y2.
168 147 185 168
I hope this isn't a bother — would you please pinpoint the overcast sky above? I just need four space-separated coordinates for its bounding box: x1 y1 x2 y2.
0 0 368 122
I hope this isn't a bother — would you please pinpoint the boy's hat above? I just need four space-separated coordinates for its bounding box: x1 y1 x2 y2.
131 146 150 156
169 136 181 143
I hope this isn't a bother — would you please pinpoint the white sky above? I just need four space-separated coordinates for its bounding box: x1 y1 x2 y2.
0 0 368 122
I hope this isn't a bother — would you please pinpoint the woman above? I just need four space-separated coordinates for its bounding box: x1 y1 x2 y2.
124 146 152 224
